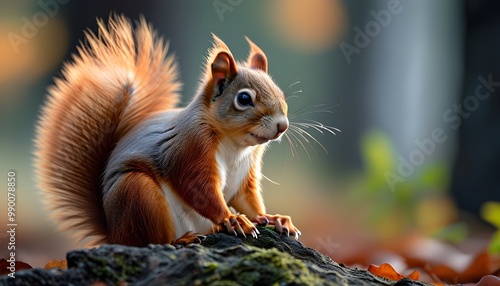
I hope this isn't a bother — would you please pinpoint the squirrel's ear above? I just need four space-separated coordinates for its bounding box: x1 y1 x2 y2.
245 36 268 73
208 34 237 85
211 52 237 86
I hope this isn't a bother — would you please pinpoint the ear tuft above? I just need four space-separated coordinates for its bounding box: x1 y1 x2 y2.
203 34 237 100
207 34 238 82
210 33 230 52
245 36 268 73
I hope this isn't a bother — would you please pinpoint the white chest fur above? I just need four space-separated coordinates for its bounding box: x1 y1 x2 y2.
161 138 254 238
161 182 213 236
215 138 253 203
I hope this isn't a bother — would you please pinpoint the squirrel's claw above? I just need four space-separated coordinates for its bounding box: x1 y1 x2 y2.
274 218 283 233
294 229 302 240
252 231 258 239
256 216 269 227
234 219 246 238
282 227 290 237
221 214 257 238
256 214 301 239
223 219 238 236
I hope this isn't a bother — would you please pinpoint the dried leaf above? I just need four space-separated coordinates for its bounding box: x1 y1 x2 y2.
368 262 419 281
476 275 500 286
414 251 500 284
0 258 33 275
44 259 67 270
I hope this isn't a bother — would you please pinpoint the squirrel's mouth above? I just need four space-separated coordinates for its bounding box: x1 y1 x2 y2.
250 133 272 144
249 130 285 144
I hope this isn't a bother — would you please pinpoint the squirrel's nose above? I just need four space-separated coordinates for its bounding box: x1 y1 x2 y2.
276 118 289 138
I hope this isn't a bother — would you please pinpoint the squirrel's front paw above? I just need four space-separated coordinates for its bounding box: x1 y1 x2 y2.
221 214 259 239
256 214 302 239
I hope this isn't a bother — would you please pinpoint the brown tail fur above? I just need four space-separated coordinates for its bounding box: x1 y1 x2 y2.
34 15 180 244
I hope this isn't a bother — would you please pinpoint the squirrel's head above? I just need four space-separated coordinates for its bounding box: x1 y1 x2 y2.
199 35 288 147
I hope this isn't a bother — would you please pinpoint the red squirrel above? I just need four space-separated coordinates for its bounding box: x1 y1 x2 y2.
35 15 301 246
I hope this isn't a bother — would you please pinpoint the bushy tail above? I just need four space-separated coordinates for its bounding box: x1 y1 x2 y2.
35 15 180 244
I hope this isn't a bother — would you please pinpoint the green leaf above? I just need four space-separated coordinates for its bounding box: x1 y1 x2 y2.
481 202 500 229
488 230 500 255
419 162 449 191
361 131 396 191
430 222 468 244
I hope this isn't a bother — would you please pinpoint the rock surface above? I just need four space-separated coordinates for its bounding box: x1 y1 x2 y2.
1 227 430 285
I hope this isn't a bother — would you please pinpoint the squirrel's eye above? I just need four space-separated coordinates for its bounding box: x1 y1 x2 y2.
235 90 254 110
237 92 253 106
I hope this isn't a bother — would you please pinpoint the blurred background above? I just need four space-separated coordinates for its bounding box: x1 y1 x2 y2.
1 0 499 282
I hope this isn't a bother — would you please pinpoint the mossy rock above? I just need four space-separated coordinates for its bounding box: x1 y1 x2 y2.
0 227 430 285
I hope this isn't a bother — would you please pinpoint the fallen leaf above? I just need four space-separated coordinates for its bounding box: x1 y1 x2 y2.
476 275 500 286
0 258 33 275
368 262 419 281
408 250 500 284
44 259 67 270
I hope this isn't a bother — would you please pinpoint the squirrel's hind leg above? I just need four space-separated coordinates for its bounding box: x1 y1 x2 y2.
104 172 176 246
171 231 206 247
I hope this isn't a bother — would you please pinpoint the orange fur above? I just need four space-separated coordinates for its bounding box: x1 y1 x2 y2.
36 15 300 246
105 171 175 246
35 15 179 244
163 115 232 224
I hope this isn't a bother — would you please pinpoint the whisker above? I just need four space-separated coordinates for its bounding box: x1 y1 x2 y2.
289 125 321 157
289 125 310 143
288 81 301 89
262 174 280 185
293 120 341 135
287 127 312 161
286 90 303 100
283 132 299 159
289 103 336 118
286 73 302 90
287 119 341 159
293 126 326 155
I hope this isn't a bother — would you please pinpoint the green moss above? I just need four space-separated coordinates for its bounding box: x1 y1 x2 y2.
203 261 219 272
234 248 320 285
84 253 143 284
187 246 323 286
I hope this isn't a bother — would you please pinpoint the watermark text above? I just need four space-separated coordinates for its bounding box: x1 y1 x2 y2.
8 0 70 54
385 74 500 191
6 171 17 278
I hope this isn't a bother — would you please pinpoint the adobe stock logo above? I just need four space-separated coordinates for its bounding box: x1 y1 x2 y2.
385 74 500 191
7 0 70 54
213 0 243 21
339 0 411 64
